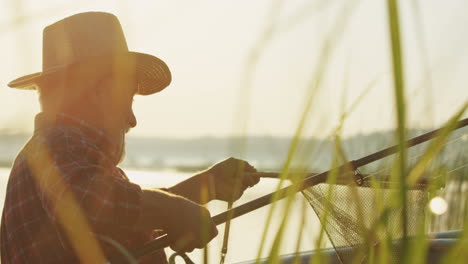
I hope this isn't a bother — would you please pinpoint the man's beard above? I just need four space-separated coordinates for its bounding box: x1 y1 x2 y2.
116 147 126 165
114 133 126 165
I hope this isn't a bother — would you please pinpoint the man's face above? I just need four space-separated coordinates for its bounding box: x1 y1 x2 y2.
97 74 138 163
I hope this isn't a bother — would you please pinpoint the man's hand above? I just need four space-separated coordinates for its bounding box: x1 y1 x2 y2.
205 157 259 202
165 198 218 253
168 158 259 204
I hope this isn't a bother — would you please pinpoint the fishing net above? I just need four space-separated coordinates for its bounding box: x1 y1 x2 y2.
300 128 467 264
301 173 428 263
302 128 468 263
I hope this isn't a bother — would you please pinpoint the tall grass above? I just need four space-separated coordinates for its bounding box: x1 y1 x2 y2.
387 1 409 262
238 0 468 264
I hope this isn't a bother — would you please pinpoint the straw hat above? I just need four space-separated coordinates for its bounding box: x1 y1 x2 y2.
7 12 171 95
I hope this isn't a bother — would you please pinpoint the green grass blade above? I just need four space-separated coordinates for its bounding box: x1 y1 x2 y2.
387 0 408 262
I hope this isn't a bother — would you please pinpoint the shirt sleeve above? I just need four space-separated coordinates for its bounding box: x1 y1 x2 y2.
37 161 143 236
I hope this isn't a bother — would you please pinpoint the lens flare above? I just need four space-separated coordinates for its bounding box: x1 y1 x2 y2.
429 196 448 215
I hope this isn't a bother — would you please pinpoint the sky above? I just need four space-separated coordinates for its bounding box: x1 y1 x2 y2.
0 0 467 139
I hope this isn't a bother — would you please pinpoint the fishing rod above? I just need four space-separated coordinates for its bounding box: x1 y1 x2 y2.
112 117 468 262
256 171 431 189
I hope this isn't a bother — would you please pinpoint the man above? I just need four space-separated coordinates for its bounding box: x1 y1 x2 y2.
1 12 259 263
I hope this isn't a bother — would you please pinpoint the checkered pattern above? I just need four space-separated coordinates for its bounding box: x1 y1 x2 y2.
1 113 167 263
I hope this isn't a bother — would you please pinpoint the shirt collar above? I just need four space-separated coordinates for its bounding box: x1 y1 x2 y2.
34 112 119 161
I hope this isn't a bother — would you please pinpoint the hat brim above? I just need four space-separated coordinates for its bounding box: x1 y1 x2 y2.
7 52 171 96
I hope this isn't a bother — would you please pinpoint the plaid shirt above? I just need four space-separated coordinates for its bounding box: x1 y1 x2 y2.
1 113 167 263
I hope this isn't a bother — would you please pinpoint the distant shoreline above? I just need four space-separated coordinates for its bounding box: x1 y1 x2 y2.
1 127 466 173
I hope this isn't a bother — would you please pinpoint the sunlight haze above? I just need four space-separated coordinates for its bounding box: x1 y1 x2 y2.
0 0 467 138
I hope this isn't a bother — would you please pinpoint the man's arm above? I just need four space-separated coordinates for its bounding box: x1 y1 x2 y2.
133 189 181 231
134 189 218 252
167 158 260 204
166 171 215 204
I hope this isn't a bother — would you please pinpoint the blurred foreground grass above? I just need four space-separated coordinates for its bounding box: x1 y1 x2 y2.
242 1 468 264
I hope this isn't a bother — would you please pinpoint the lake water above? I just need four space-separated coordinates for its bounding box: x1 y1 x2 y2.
0 167 323 263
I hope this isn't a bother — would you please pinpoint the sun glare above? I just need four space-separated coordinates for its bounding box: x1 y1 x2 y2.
429 196 448 215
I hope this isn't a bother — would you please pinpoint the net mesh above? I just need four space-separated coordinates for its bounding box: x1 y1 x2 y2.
301 175 428 263
297 127 468 263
